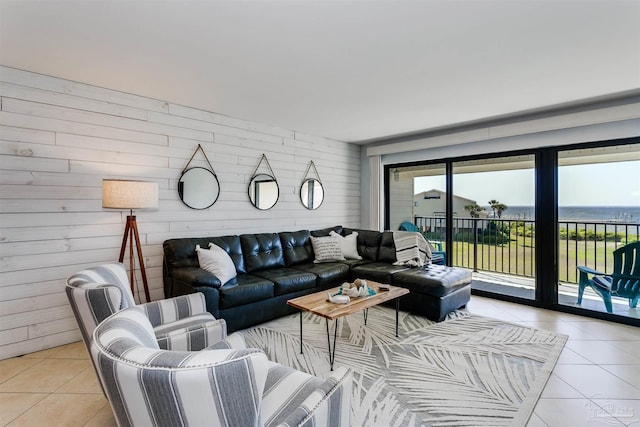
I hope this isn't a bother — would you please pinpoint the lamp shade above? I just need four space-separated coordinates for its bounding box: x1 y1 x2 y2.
102 179 158 209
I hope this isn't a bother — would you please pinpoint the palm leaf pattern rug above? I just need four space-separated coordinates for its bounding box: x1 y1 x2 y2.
243 306 567 427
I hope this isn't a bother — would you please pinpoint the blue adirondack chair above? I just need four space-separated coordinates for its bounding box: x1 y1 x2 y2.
398 221 446 265
577 241 640 313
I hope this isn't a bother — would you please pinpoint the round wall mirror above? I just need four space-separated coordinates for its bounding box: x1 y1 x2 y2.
178 167 220 209
300 178 324 210
248 174 279 210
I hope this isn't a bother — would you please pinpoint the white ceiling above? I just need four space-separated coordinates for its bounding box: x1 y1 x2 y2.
1 0 639 143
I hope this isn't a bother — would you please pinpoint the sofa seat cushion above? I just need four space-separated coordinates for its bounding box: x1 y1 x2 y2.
292 262 350 287
219 274 275 309
252 269 317 296
351 262 411 284
391 265 472 297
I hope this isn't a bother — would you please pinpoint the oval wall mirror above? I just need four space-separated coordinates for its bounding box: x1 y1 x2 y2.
300 178 324 210
248 174 279 210
178 167 220 209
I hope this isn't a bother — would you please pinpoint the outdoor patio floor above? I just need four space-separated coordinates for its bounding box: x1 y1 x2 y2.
472 271 640 320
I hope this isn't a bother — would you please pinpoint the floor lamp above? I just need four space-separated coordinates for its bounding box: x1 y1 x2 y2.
102 179 158 303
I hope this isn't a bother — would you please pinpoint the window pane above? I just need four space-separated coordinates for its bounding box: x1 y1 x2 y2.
389 163 448 255
557 143 640 318
452 155 536 300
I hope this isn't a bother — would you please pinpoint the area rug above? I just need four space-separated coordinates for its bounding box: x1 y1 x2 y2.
243 306 567 427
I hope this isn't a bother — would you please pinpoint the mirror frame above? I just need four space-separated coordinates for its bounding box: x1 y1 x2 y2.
178 166 220 210
248 173 279 210
300 177 325 210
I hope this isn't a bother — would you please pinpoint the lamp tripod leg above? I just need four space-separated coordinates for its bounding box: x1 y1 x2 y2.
131 217 151 302
118 213 151 303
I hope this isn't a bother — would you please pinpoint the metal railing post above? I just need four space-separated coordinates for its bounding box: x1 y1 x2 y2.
473 218 478 272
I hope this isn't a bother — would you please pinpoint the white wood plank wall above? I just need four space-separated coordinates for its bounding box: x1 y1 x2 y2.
0 66 361 359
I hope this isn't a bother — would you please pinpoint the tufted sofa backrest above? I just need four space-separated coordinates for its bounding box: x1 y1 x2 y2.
240 233 285 272
378 231 398 263
209 235 246 274
163 235 245 273
279 230 314 266
344 228 383 261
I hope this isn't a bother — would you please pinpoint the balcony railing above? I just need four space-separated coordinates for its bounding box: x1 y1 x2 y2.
414 216 639 284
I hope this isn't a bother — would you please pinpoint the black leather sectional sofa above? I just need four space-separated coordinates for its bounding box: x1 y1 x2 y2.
163 226 471 332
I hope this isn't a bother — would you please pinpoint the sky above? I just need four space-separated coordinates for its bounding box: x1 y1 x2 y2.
414 160 640 207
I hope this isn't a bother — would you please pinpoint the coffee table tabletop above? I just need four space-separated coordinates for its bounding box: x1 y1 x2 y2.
287 282 409 370
287 282 409 320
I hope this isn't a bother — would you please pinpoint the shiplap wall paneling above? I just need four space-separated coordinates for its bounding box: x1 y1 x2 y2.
0 66 360 359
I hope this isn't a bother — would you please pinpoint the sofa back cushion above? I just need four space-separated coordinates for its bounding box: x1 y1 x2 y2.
310 225 343 237
164 236 245 274
279 230 314 266
378 231 397 263
164 237 212 270
344 228 382 261
209 235 246 274
240 233 285 272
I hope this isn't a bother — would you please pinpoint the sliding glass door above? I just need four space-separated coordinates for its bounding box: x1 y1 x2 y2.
452 155 536 299
557 143 640 319
385 138 639 324
388 163 448 253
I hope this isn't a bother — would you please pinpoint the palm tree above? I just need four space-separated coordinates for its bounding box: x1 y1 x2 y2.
464 203 485 218
488 200 508 218
488 200 499 218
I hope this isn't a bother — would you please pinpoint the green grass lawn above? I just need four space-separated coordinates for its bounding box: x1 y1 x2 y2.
447 238 624 283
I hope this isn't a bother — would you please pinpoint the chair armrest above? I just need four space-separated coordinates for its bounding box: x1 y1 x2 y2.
276 367 353 427
155 318 228 351
207 332 247 350
141 293 208 326
577 265 604 276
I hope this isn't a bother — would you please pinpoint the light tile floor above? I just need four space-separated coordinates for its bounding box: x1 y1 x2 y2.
0 296 638 426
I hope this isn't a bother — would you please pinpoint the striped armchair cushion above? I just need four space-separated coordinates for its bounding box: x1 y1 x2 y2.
92 307 269 427
142 292 209 327
67 263 135 306
155 317 228 351
66 282 125 349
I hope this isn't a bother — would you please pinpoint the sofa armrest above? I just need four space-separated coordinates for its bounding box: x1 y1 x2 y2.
173 266 223 289
276 366 353 427
141 293 209 326
155 318 228 351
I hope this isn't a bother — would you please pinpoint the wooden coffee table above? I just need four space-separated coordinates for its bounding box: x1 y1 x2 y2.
287 282 409 370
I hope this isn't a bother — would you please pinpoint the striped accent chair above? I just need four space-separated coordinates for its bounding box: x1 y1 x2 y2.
93 307 352 427
66 263 229 354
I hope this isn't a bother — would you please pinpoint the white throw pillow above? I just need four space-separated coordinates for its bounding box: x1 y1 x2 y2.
195 244 237 286
330 230 362 260
310 235 346 263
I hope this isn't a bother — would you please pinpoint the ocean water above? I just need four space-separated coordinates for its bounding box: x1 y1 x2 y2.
496 206 640 223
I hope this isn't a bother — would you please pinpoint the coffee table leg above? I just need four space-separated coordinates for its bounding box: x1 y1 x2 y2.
299 311 303 354
325 318 339 371
396 298 400 337
363 308 368 325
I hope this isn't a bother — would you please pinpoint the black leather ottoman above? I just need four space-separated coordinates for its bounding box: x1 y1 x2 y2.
390 265 472 321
